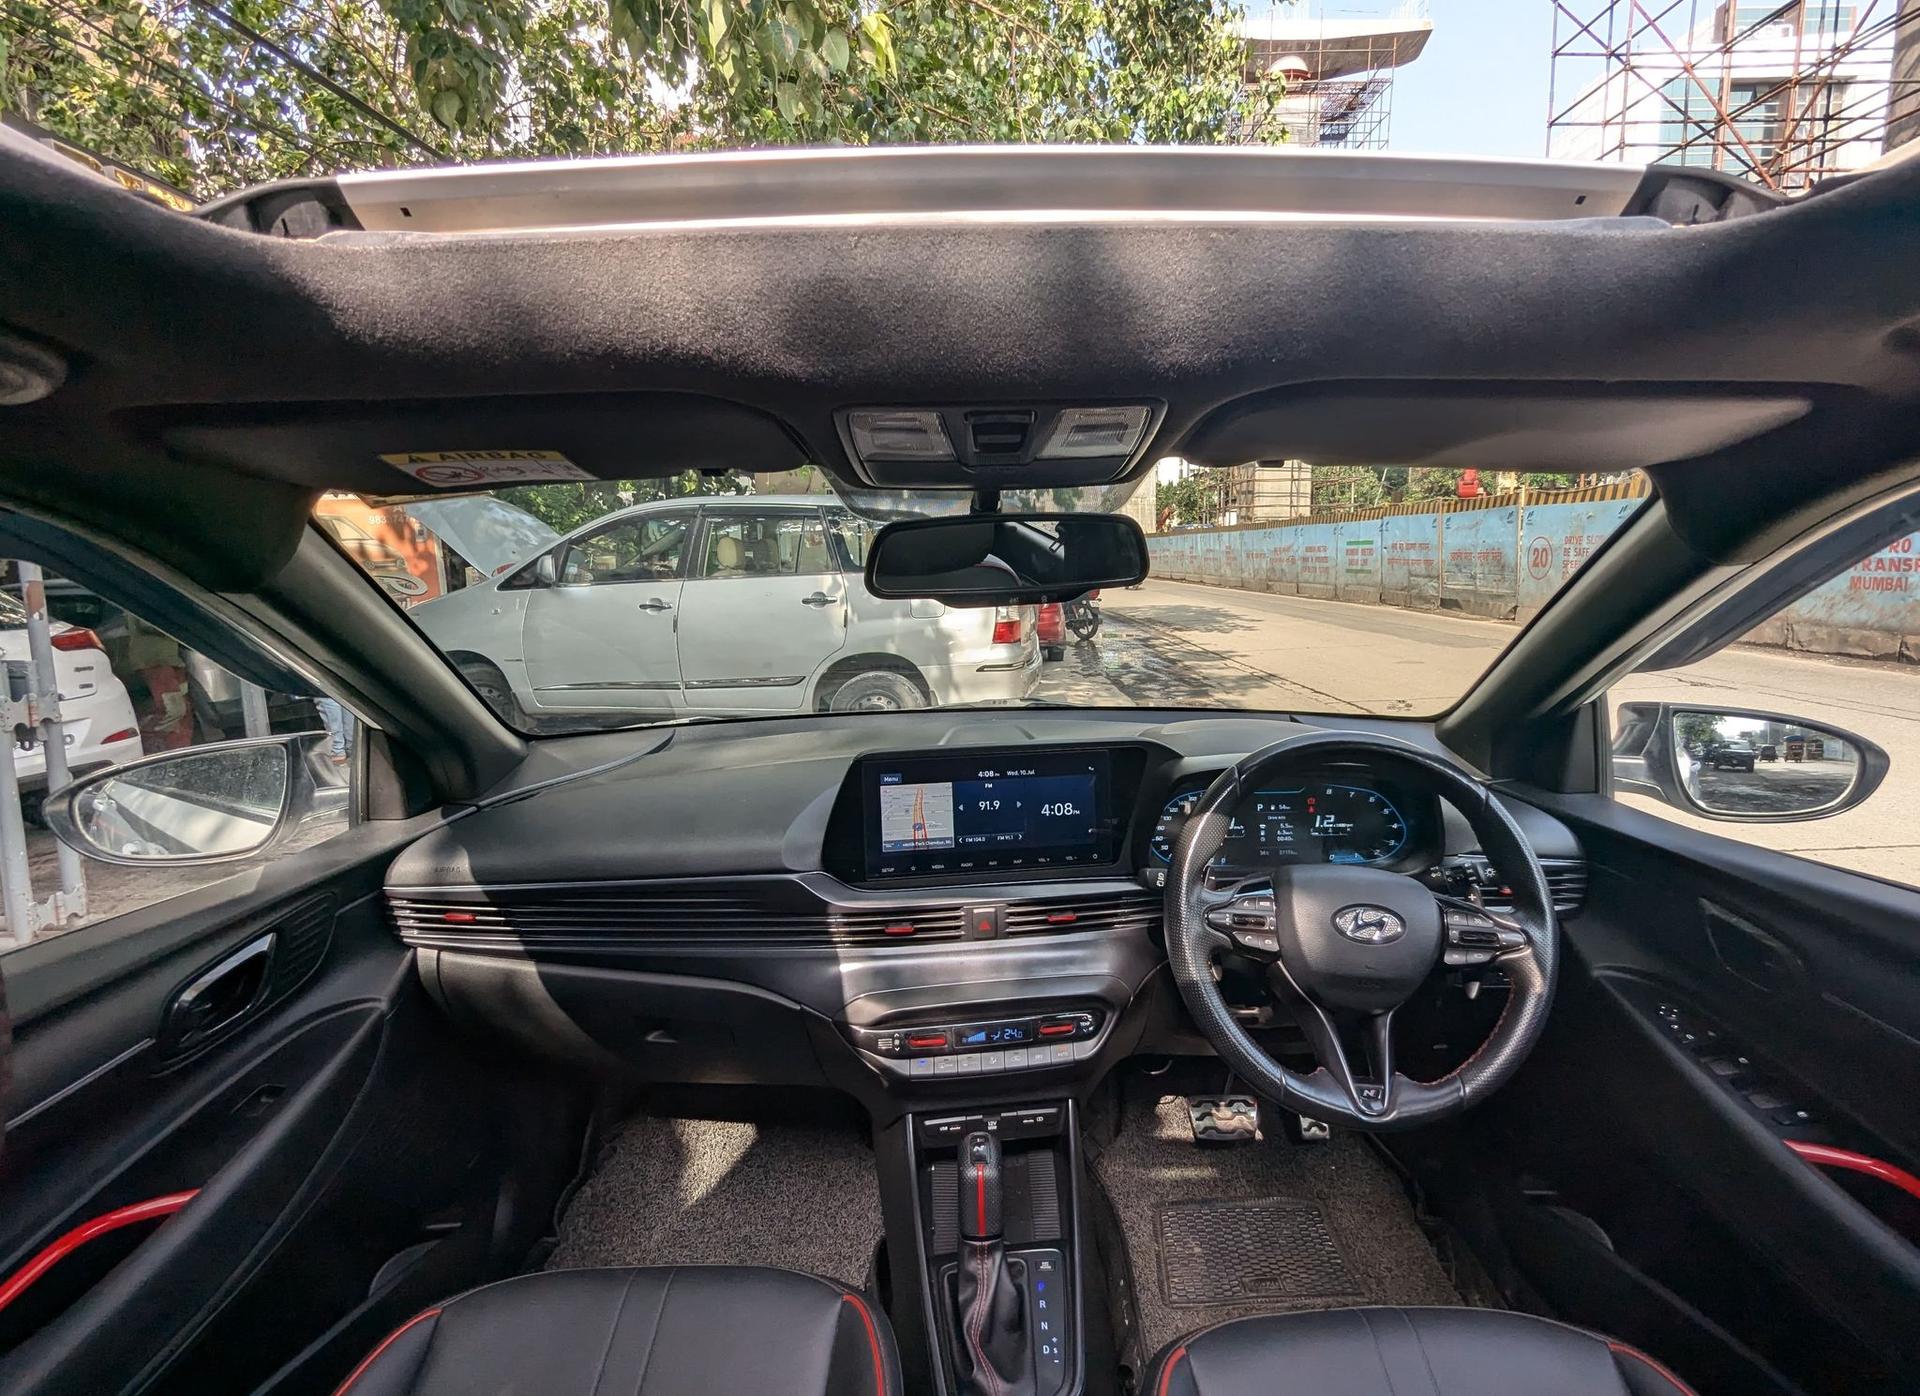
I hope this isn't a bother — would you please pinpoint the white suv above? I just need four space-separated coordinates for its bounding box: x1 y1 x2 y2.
414 497 1041 723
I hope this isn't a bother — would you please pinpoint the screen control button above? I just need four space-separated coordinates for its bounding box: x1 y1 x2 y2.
909 1057 936 1078
934 1056 959 1076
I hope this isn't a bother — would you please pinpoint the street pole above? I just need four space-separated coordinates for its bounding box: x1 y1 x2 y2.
20 562 85 925
0 669 36 946
239 680 271 738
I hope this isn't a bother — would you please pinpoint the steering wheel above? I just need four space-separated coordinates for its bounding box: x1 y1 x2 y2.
1164 730 1559 1130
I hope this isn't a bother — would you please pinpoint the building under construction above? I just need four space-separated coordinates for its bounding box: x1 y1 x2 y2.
1548 1 1920 191
1233 3 1434 149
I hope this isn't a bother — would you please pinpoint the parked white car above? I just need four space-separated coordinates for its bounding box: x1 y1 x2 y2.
0 590 143 804
413 497 1042 722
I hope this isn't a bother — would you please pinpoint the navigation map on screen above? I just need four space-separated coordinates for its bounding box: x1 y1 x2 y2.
879 781 956 852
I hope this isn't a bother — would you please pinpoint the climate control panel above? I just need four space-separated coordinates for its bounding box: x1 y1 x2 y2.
848 1011 1104 1079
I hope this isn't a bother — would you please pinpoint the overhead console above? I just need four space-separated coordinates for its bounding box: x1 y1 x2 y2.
826 745 1151 886
836 402 1163 488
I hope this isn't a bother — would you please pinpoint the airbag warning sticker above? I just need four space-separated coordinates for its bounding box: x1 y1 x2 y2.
378 449 592 488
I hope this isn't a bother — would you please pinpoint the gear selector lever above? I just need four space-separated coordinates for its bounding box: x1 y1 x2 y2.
953 1130 1035 1396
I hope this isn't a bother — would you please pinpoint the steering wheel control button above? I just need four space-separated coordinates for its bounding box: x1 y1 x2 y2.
1232 928 1281 955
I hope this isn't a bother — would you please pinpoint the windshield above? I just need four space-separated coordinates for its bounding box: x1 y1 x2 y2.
321 466 1650 733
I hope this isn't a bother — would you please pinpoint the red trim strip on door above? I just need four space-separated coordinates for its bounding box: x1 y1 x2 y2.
0 1190 199 1316
1785 1140 1920 1202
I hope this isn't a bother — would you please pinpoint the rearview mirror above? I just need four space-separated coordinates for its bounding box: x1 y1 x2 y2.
1612 703 1888 822
44 733 336 865
863 512 1148 605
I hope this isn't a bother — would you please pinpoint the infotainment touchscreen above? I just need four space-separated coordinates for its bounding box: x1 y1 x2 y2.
862 749 1116 878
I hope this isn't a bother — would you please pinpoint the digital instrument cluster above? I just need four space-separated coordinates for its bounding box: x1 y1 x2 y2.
1147 779 1416 874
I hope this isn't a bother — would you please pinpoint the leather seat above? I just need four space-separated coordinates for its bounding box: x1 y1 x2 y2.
1144 1307 1696 1396
334 1265 900 1396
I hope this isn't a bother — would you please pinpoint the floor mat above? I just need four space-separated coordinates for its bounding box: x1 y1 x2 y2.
545 1114 883 1288
1091 1086 1461 1356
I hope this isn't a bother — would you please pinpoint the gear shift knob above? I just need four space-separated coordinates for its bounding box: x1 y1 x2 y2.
958 1130 1003 1240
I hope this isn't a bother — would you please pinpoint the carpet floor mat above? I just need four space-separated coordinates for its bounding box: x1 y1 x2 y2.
545 1114 883 1288
1090 1087 1461 1356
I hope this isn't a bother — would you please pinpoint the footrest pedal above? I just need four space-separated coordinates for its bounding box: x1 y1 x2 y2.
1185 1094 1260 1144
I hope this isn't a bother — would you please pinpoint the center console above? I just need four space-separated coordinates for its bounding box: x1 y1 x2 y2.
906 1100 1083 1396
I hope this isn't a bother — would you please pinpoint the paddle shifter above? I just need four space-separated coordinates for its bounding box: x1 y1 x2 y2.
953 1130 1035 1396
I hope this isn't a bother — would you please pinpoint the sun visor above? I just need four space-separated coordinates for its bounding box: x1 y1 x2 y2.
1181 383 1814 472
154 392 807 495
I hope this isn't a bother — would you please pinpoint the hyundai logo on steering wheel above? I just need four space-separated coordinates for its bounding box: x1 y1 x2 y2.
1332 904 1407 945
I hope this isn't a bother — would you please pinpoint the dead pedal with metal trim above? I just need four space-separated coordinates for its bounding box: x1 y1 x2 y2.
1185 1094 1261 1144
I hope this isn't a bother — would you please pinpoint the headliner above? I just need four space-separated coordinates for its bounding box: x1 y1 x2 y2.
2 141 1919 589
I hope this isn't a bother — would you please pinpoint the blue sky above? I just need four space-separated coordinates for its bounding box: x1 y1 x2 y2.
1387 2 1558 158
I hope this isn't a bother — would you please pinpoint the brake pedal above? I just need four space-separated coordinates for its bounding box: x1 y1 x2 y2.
1185 1094 1260 1144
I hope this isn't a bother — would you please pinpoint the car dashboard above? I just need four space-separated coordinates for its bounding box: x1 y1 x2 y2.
386 708 1584 1116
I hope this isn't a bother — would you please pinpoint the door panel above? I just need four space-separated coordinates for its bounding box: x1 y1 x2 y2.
0 818 588 1395
676 511 847 713
1482 788 1920 1395
521 510 691 711
520 583 683 709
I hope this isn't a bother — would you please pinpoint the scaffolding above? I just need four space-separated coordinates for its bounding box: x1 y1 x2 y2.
1548 1 1920 191
1234 5 1434 149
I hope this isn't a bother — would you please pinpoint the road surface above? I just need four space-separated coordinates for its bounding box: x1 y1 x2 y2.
1035 577 1920 886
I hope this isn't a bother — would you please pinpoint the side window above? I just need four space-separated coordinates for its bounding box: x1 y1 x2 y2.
560 513 691 584
828 511 874 572
1606 529 1913 888
697 513 830 579
0 560 356 950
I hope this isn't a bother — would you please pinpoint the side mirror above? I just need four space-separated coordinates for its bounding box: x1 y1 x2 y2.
534 552 560 586
863 512 1148 605
1611 702 1888 822
45 733 334 865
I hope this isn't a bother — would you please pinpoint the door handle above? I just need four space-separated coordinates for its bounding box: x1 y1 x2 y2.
636 598 674 612
164 934 274 1054
801 591 839 607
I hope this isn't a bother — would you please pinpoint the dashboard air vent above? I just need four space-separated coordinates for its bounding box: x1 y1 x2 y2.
1477 859 1588 916
389 886 970 949
1002 889 1159 938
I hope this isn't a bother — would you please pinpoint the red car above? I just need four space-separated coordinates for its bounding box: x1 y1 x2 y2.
1036 601 1066 660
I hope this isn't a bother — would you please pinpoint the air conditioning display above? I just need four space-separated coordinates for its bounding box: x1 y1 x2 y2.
863 749 1116 878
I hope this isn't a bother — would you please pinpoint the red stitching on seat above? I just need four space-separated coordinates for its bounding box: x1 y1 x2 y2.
1608 1341 1699 1395
1155 1344 1188 1396
840 1292 887 1396
332 1307 442 1395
